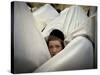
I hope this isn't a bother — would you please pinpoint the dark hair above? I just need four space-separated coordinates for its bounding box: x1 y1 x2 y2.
47 29 65 49
50 29 64 41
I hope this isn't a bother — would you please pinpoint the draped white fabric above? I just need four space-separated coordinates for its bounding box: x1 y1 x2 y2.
42 7 69 38
33 5 95 72
32 4 59 32
42 6 95 43
14 2 51 73
13 2 95 73
63 6 95 42
34 36 93 72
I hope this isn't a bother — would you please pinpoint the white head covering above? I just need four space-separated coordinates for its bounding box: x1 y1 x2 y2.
63 6 94 43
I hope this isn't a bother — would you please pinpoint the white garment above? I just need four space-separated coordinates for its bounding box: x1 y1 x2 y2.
34 6 94 72
42 6 94 43
34 36 93 72
13 3 95 73
63 6 93 42
32 4 59 32
14 2 51 73
42 7 69 38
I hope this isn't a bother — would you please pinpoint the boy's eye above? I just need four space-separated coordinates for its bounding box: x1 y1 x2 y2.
49 45 53 49
56 45 61 48
56 46 59 48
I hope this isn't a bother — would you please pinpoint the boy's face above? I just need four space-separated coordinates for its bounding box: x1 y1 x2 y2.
48 40 63 57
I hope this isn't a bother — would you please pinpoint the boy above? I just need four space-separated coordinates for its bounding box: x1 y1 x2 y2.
47 29 65 57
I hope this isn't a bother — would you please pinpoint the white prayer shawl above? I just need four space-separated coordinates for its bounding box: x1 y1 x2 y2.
63 6 94 42
42 7 69 38
34 36 93 72
42 6 94 43
14 2 51 73
32 4 59 32
34 5 94 72
13 2 95 73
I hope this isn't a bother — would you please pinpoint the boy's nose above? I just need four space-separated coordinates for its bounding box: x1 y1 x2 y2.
52 48 58 53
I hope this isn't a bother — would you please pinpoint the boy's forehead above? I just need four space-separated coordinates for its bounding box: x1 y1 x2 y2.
49 40 61 45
